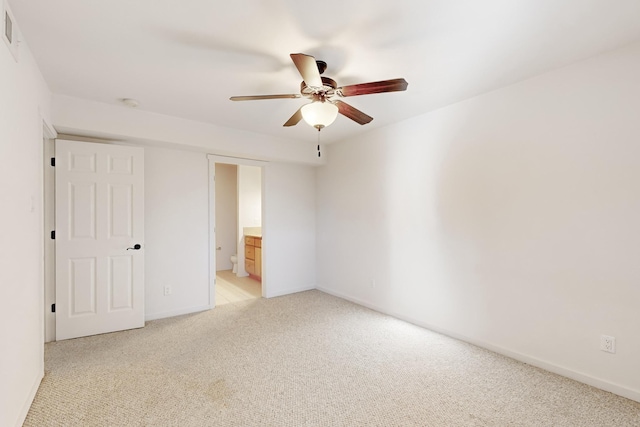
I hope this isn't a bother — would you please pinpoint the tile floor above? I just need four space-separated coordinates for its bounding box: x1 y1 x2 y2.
215 269 262 306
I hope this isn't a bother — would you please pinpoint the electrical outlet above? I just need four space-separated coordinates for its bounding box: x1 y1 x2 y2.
600 335 616 354
163 285 172 296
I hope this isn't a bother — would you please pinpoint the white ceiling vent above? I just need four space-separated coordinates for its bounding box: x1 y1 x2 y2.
2 1 20 61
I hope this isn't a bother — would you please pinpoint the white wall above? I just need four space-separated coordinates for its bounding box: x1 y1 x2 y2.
53 94 323 166
144 147 210 320
215 163 237 271
264 163 316 297
237 165 262 277
46 143 318 323
316 42 640 401
0 27 52 427
147 155 318 313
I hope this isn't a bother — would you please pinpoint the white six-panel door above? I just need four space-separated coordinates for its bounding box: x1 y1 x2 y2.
55 140 145 340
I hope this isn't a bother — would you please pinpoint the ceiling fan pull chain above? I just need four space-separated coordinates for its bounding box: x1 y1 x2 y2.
317 128 321 157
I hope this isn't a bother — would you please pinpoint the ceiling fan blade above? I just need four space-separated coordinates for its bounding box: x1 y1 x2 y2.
230 94 300 101
283 107 303 127
334 100 373 125
339 78 408 97
290 53 323 88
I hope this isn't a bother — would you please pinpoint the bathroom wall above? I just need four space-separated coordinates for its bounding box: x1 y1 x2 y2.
215 163 238 271
237 165 262 277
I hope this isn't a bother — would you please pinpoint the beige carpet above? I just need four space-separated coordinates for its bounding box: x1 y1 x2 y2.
25 290 640 426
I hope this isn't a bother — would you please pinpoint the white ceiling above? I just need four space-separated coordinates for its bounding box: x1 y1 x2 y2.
10 0 640 144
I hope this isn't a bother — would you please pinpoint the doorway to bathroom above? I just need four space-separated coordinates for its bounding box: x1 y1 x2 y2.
209 156 265 307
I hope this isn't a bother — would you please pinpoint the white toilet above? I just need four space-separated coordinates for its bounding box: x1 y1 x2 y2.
230 254 238 274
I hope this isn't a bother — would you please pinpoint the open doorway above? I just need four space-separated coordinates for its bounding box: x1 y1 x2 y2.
209 156 266 306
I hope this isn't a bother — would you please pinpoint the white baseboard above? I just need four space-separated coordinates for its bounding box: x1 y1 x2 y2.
265 284 315 299
145 304 212 321
317 286 387 313
15 371 43 427
316 286 640 403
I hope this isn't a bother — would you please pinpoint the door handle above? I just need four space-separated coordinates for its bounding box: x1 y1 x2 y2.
127 244 142 250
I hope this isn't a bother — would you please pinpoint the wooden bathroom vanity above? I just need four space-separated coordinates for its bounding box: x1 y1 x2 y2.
244 235 262 282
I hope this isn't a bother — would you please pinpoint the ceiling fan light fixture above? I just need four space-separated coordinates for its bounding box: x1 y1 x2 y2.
231 53 408 131
301 101 338 130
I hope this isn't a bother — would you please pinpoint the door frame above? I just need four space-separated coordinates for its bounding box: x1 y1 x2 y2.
207 154 267 306
42 125 57 343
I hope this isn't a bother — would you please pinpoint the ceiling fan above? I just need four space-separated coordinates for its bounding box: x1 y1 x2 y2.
230 53 408 131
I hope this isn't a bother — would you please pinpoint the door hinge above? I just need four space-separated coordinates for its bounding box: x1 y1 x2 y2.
51 303 56 313
50 157 55 167
50 230 55 239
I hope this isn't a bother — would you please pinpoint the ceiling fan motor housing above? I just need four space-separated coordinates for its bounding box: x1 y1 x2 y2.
300 77 337 100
